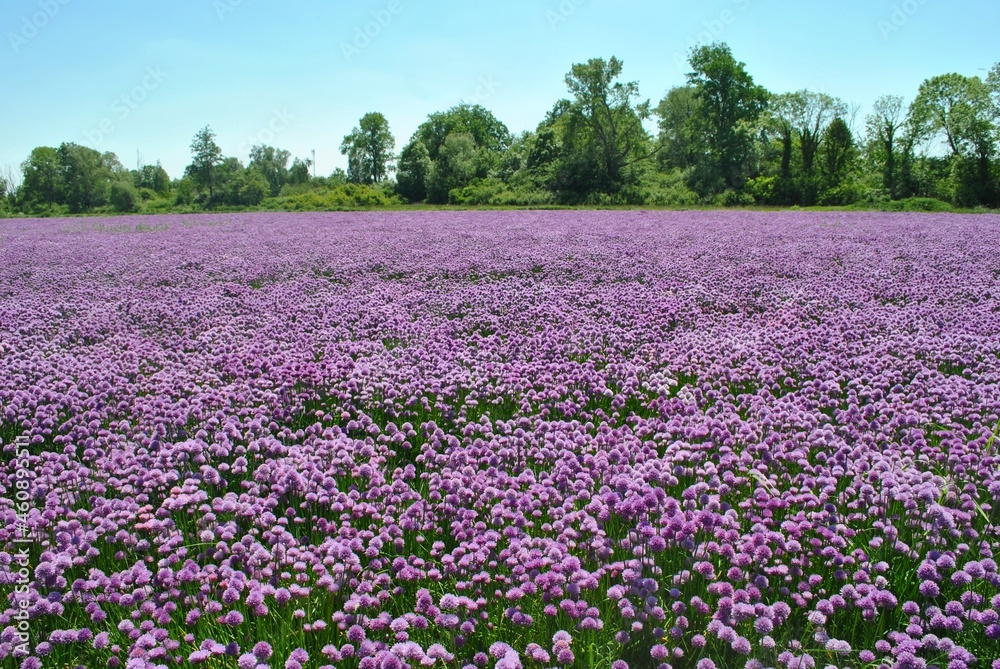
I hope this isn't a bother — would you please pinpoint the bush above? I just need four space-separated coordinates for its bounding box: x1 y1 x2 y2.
109 181 141 213
745 176 779 205
446 178 554 207
137 187 159 202
449 178 507 205
238 174 269 206
265 183 403 211
713 189 755 207
882 197 954 213
143 197 176 214
642 171 700 207
174 179 197 206
584 187 648 206
491 186 554 206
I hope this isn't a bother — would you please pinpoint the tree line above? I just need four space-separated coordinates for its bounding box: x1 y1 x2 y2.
3 43 999 216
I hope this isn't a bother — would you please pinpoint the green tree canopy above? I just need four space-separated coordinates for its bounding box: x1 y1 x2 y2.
866 95 907 197
795 91 848 177
556 56 654 198
427 133 479 204
909 73 997 204
340 112 395 185
908 73 995 159
135 162 171 193
249 145 291 196
414 104 511 161
687 43 769 193
287 157 312 186
656 85 704 171
57 143 117 212
396 140 431 202
20 146 61 206
821 117 855 186
765 92 806 184
187 126 223 202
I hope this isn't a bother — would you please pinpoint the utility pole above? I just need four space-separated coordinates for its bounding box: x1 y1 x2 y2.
311 149 316 179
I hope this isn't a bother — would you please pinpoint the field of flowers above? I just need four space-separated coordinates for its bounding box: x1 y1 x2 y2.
1 210 1000 669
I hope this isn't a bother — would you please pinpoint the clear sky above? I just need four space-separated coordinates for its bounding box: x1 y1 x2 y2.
2 0 997 180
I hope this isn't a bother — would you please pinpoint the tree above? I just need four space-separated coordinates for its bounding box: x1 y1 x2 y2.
427 133 479 203
213 157 247 206
909 74 995 159
0 165 19 200
20 147 61 207
57 143 116 212
656 86 704 171
248 144 291 196
288 157 312 186
396 140 431 202
414 104 511 161
237 172 269 206
909 73 997 205
988 63 1000 108
795 92 848 177
687 43 769 193
340 112 395 185
866 95 907 197
110 179 140 212
766 92 806 189
135 162 171 194
820 117 856 200
559 56 655 197
793 91 848 204
187 126 223 202
401 104 512 203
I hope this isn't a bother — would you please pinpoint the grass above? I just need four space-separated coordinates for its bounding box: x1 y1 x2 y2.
3 200 996 220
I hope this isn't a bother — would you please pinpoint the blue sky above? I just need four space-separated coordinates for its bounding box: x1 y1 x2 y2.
2 0 997 179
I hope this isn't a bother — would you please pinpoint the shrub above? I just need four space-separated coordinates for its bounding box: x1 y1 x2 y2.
174 179 197 206
238 174 269 206
642 171 700 207
109 181 141 213
882 197 954 213
713 189 755 207
745 176 778 205
265 183 403 211
449 178 507 205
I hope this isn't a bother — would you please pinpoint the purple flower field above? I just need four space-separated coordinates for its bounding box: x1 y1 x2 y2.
2 210 1000 669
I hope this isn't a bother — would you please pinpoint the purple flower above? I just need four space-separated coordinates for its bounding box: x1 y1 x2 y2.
732 637 752 655
188 650 211 664
919 580 940 598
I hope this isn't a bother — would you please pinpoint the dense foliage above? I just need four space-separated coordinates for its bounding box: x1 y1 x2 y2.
2 210 1000 669
2 44 998 215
